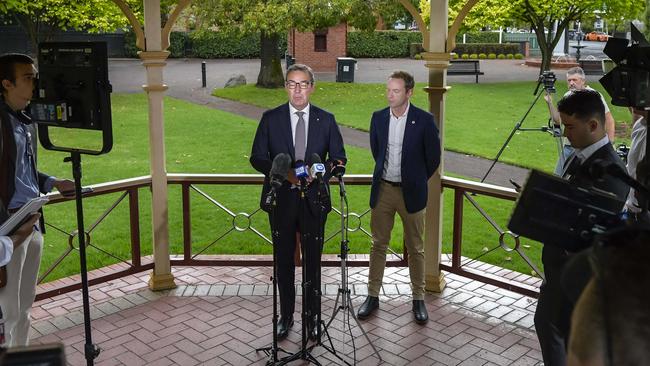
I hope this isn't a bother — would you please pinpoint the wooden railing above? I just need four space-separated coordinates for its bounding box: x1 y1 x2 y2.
36 174 541 300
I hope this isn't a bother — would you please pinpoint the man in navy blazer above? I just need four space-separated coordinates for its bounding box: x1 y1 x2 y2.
250 64 346 340
357 71 440 324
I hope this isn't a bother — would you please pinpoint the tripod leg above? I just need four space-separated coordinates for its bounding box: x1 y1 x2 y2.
346 293 382 362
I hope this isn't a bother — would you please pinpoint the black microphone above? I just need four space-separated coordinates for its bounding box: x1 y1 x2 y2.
309 153 329 201
270 153 291 188
330 159 346 178
265 153 291 207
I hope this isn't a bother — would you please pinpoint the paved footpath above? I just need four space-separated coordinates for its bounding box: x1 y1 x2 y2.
110 58 605 187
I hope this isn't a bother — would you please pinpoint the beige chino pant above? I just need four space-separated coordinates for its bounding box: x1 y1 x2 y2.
368 182 426 300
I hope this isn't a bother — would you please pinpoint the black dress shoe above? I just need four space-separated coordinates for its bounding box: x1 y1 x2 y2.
308 317 319 341
412 300 428 324
357 296 379 319
277 316 294 340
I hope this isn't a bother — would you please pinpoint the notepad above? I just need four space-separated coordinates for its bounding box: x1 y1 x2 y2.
0 196 49 236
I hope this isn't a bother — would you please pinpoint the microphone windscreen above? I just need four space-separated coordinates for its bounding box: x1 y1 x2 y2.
270 153 291 179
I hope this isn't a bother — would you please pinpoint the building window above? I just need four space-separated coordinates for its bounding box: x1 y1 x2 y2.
314 29 328 52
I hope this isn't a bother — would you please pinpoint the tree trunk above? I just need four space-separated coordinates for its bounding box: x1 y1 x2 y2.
256 32 285 88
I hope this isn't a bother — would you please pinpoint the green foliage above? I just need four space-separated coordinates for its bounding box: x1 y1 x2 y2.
469 54 478 59
453 43 519 56
169 31 189 58
506 53 514 59
514 53 523 59
348 30 423 58
452 53 459 59
414 53 422 60
478 53 487 59
497 54 506 59
461 53 469 59
192 30 278 58
488 53 497 59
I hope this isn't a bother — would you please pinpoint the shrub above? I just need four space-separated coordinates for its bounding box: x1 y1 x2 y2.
514 53 524 59
461 54 469 59
348 31 422 58
409 42 425 58
452 53 459 59
497 54 506 59
506 53 514 59
488 53 497 59
414 53 422 60
469 54 478 59
478 53 487 59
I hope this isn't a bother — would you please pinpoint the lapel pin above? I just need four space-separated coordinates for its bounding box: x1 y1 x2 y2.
411 121 415 125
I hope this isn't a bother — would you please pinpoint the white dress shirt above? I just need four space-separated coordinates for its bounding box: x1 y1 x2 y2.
289 103 310 150
0 236 13 267
382 102 410 182
625 117 647 212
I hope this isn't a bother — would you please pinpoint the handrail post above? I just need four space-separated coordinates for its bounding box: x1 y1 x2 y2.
182 183 192 261
129 188 142 268
452 188 464 269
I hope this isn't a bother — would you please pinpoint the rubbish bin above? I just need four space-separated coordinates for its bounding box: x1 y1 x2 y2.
336 57 356 82
285 53 295 70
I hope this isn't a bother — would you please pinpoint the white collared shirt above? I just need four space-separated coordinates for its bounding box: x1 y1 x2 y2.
382 102 410 182
289 103 310 149
0 236 12 266
625 117 647 212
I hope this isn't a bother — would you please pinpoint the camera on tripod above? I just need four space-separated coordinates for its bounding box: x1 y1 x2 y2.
538 71 557 93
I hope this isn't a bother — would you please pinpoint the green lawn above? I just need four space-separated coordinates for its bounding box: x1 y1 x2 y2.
37 93 542 282
214 81 632 173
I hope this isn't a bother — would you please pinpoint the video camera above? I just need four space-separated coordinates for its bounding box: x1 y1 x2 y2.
538 71 557 94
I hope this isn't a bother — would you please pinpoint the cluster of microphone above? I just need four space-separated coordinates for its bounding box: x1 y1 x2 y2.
264 153 345 207
269 153 345 187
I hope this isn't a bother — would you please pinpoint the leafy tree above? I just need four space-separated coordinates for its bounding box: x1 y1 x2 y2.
193 0 419 88
0 0 142 55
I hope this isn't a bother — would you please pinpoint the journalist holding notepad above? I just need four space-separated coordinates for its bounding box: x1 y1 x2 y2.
0 53 75 347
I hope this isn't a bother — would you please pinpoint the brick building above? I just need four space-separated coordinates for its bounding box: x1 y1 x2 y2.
287 23 347 72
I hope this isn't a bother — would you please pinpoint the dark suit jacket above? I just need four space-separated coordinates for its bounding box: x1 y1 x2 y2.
369 104 441 213
250 103 346 213
0 99 50 225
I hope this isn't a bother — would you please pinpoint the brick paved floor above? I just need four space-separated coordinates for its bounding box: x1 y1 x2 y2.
29 259 542 365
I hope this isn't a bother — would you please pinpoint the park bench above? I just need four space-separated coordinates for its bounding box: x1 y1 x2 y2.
579 59 604 75
448 60 484 83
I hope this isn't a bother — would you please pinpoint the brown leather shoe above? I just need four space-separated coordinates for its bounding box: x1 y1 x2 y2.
357 296 379 319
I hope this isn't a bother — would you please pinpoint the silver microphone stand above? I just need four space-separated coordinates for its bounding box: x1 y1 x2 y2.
322 177 382 365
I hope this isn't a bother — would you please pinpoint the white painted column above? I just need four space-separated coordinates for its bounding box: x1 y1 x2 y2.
141 0 175 290
422 0 450 293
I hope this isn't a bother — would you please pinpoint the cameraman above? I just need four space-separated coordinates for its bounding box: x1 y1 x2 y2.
534 90 629 366
544 67 617 174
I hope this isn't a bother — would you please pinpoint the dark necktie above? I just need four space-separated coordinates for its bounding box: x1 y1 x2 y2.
295 111 306 161
562 154 581 179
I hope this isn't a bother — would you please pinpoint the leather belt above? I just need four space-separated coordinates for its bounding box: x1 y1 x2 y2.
381 179 402 187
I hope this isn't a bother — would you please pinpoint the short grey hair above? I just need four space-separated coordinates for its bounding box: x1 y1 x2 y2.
566 67 586 79
286 64 314 83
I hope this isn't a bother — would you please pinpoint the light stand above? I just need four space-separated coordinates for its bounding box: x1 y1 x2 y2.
32 42 113 366
322 177 382 365
65 152 100 365
481 74 563 183
255 189 291 365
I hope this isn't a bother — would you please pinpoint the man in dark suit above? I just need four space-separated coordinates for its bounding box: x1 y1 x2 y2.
0 53 74 346
250 64 346 340
534 89 629 366
357 71 440 324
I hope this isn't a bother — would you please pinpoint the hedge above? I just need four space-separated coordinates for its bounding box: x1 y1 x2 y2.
123 30 287 59
348 31 422 58
455 31 500 44
453 43 519 56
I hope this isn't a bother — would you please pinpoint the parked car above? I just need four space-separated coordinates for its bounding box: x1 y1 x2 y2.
584 31 609 42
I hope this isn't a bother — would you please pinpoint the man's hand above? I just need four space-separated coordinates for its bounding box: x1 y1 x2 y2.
9 213 40 249
543 93 553 104
54 179 75 196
